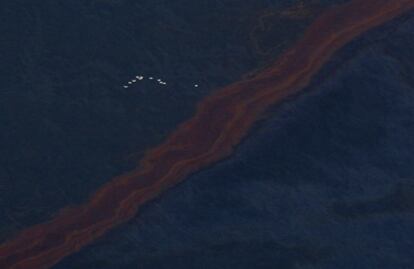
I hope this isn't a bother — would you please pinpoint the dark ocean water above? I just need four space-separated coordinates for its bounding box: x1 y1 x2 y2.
2 1 413 268
51 10 414 269
1 0 337 238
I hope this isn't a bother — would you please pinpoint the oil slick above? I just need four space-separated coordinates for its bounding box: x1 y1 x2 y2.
1 1 413 268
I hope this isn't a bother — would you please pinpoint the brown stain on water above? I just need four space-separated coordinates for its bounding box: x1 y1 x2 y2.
0 1 413 268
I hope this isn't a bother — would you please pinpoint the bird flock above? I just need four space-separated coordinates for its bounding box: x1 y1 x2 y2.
122 75 199 89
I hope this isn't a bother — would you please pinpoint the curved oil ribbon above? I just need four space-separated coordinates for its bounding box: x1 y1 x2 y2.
1 1 413 268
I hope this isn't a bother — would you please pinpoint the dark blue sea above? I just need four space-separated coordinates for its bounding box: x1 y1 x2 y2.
0 1 413 268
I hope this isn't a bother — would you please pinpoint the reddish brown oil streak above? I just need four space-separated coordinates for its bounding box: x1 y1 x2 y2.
1 1 413 268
